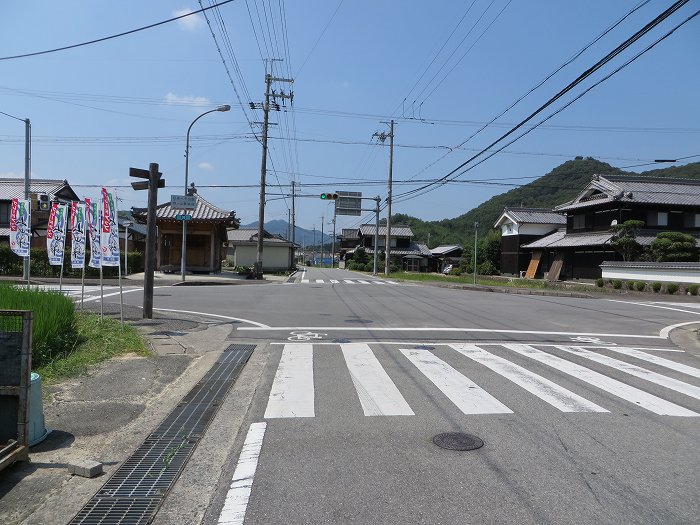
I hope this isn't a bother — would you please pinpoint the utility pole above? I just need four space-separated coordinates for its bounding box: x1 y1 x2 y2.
291 179 296 248
373 196 380 276
251 68 293 279
373 120 394 275
320 216 324 267
23 118 31 283
331 205 337 269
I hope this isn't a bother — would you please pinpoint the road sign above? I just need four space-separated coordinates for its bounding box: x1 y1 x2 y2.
130 167 161 179
171 195 197 210
336 191 362 216
175 214 192 221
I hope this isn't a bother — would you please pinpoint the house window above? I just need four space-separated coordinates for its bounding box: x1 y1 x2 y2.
646 211 668 227
0 201 10 226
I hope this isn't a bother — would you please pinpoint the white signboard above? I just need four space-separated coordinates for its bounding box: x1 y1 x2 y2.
171 195 197 210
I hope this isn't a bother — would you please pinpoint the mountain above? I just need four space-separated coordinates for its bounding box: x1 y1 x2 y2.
390 157 700 248
242 219 333 246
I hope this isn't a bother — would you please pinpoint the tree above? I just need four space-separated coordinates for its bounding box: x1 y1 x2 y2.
609 220 644 261
650 231 698 262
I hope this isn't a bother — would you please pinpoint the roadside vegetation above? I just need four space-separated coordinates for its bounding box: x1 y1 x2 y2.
0 283 148 383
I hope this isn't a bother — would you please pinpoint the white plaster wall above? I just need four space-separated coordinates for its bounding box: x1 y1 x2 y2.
228 245 290 269
601 267 700 284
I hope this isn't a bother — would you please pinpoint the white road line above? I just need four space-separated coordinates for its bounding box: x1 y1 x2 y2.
150 308 269 328
660 320 700 339
449 344 607 413
341 343 414 416
555 346 700 401
372 280 387 285
81 287 144 303
502 344 697 417
606 299 700 318
603 347 700 377
330 279 340 284
301 279 309 283
357 280 370 284
217 422 266 525
237 326 663 339
343 280 355 284
315 279 324 284
264 344 315 418
400 348 512 415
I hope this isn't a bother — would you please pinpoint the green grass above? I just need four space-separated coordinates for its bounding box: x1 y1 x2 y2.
35 312 148 383
0 283 76 366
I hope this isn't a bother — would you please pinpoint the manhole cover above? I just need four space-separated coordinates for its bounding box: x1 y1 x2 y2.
433 432 484 451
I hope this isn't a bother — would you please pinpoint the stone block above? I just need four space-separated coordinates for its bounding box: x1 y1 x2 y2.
68 459 103 478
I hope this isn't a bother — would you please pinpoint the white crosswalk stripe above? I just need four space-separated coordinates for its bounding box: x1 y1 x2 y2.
602 347 700 379
401 348 513 415
449 344 607 413
264 343 315 418
341 343 414 416
503 344 697 417
555 346 700 401
263 342 700 420
297 279 396 285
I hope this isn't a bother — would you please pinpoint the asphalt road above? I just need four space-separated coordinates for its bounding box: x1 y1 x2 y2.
102 267 700 524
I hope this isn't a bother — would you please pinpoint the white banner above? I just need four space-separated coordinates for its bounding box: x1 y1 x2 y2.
85 197 101 269
9 198 31 257
100 187 120 267
70 201 87 269
46 203 68 266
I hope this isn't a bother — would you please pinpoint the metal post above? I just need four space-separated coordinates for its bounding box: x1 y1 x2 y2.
373 196 380 276
23 119 31 283
473 221 479 285
124 222 130 275
331 204 337 269
182 105 230 282
143 163 160 319
321 216 324 267
384 119 394 275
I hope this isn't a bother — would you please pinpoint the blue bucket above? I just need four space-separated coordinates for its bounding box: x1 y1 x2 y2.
29 372 51 446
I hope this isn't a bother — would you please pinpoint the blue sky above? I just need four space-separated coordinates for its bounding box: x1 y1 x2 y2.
1 1 698 236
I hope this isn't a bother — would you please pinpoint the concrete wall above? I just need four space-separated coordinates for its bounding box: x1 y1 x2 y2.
601 264 700 284
228 244 291 270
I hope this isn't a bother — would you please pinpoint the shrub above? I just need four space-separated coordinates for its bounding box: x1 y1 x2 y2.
689 284 699 296
478 261 497 276
612 280 623 289
626 281 635 290
595 278 605 288
666 283 679 295
450 267 461 276
635 281 646 292
652 282 662 293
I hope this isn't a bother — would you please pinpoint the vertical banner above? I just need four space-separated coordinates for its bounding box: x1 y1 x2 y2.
46 203 68 266
9 198 31 257
100 187 120 267
86 197 101 269
70 202 87 269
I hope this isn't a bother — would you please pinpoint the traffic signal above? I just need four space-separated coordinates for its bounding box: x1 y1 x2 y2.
38 194 50 211
320 192 338 200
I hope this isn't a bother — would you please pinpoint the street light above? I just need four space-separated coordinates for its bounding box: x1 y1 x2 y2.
1 111 31 282
181 104 230 281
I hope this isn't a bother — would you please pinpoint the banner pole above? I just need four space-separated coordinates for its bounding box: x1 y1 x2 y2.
100 266 104 320
81 266 85 311
118 259 124 325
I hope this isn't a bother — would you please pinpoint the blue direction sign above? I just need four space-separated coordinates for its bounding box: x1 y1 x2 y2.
175 214 192 221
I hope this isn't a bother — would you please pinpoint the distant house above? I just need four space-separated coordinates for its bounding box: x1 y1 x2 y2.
133 194 237 274
226 228 296 271
430 245 463 273
0 178 79 247
342 224 431 271
493 207 566 276
521 175 700 280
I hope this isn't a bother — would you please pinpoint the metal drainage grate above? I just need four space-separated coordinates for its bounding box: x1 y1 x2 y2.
433 432 484 451
69 343 255 524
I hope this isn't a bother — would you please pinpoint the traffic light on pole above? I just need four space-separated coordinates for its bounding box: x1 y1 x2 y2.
320 192 338 200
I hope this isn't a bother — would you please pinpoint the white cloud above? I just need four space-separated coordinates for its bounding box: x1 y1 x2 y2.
0 171 19 178
164 92 210 107
198 162 214 171
173 8 204 31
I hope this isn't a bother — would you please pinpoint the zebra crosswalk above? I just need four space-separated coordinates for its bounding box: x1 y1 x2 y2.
263 342 700 419
298 278 396 285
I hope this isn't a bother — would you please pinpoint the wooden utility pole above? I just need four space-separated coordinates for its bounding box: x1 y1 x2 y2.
373 121 394 275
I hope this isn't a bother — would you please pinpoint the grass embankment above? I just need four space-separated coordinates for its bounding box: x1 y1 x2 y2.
383 272 598 293
0 283 148 383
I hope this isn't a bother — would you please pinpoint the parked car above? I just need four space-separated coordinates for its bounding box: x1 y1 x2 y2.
442 264 453 275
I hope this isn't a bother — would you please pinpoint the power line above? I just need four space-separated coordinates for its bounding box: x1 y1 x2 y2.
0 0 237 61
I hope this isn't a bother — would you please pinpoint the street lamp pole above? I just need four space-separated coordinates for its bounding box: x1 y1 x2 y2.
181 105 230 282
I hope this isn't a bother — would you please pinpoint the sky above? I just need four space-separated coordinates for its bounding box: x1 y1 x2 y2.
1 1 698 238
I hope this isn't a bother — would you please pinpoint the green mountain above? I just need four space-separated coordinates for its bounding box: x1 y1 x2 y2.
392 157 700 248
